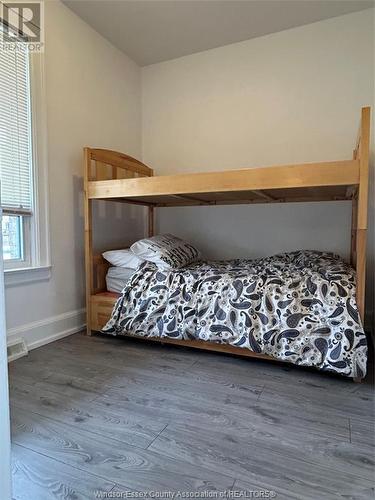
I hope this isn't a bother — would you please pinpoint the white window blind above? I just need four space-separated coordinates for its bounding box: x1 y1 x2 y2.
0 43 33 215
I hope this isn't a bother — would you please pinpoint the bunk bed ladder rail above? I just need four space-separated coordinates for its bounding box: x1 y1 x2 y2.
83 148 154 335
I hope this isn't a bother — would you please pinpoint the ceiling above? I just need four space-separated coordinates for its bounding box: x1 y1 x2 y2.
63 0 374 66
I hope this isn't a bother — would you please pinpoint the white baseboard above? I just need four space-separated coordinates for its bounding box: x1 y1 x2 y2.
7 308 86 352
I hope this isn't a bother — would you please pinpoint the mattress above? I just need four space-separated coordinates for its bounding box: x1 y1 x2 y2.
102 250 367 378
106 266 136 293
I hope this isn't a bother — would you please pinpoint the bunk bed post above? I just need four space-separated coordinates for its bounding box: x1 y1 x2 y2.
147 168 155 237
148 206 155 237
355 107 370 323
350 142 359 268
350 199 357 268
83 147 93 336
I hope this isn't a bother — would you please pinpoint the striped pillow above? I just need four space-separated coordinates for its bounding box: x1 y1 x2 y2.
130 234 201 270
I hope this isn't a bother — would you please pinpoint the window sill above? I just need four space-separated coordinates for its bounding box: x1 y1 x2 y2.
4 265 51 287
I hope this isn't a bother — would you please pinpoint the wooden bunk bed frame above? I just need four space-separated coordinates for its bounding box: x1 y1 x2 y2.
84 107 371 369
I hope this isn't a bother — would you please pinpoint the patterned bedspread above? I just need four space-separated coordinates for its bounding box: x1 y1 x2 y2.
103 250 367 378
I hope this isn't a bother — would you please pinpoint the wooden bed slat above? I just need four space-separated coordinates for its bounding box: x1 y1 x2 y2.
171 193 211 203
251 190 275 201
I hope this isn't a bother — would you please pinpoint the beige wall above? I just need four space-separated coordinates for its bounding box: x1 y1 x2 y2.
6 1 144 340
142 9 374 325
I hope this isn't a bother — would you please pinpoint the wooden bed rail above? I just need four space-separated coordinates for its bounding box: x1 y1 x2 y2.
83 148 155 335
351 106 370 322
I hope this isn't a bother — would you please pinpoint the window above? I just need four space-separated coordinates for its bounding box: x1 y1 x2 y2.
0 32 50 283
0 45 34 269
2 215 23 261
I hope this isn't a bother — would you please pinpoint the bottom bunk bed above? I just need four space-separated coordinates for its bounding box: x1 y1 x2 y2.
85 108 370 382
90 249 367 381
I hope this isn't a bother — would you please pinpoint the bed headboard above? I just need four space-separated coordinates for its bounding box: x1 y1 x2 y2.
85 148 153 181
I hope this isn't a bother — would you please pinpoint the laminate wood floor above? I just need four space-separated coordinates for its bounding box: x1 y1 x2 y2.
8 331 375 500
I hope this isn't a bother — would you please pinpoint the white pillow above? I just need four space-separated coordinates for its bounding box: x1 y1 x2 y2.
130 234 201 270
102 249 144 269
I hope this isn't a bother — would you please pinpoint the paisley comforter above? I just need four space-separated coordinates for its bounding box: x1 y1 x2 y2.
103 250 367 378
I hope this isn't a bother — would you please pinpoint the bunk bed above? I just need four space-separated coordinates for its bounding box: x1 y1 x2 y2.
83 107 371 381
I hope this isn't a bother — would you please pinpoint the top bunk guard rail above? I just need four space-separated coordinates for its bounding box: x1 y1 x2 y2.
83 107 370 324
87 159 359 205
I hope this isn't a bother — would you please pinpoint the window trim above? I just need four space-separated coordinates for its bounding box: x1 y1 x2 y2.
4 265 51 286
4 51 50 285
29 51 50 268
